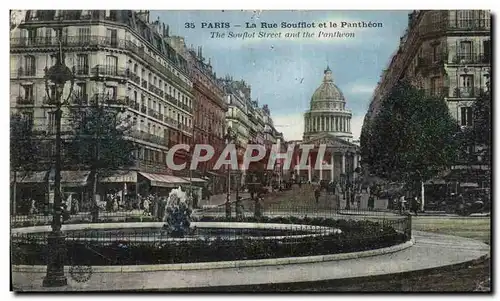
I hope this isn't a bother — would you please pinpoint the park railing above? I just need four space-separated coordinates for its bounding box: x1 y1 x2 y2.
11 214 412 268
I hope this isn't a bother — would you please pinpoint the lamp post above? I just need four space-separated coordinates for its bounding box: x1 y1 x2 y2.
224 127 236 217
42 42 75 287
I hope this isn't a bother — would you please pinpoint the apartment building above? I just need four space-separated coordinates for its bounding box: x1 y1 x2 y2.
168 37 229 194
10 10 196 204
363 10 491 185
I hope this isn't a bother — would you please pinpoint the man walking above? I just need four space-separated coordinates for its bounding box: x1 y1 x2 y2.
314 185 321 204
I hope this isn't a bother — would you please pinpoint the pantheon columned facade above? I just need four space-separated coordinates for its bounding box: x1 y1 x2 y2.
295 66 360 184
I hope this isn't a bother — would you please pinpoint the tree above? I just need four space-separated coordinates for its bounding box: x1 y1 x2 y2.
471 88 491 164
10 113 43 214
363 80 459 188
65 97 136 221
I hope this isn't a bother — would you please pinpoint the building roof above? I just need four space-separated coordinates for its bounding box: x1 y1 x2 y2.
310 66 345 104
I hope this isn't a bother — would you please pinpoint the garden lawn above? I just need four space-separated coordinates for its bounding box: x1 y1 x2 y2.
412 216 491 244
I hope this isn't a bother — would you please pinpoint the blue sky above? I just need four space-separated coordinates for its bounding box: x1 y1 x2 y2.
152 10 410 141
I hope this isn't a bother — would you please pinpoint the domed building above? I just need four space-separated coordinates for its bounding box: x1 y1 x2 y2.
304 66 353 142
294 67 360 185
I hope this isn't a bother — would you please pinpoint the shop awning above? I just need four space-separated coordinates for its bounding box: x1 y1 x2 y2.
139 172 189 188
182 177 207 183
11 170 90 186
11 171 47 183
49 170 90 187
100 171 137 183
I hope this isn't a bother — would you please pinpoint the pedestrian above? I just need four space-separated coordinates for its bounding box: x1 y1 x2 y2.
143 197 151 216
399 194 406 214
368 194 375 210
29 198 37 215
314 186 321 204
411 196 420 216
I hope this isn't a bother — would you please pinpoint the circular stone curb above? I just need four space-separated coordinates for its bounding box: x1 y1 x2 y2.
12 237 414 273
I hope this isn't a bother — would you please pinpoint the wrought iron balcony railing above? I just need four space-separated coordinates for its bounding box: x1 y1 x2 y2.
74 65 90 76
452 87 482 98
17 67 36 77
91 65 129 78
451 53 490 64
128 72 141 85
16 96 34 105
72 93 89 105
129 130 166 146
164 116 178 128
141 79 148 89
10 35 192 92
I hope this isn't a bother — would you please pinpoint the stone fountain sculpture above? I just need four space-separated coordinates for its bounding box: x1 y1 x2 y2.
162 187 193 238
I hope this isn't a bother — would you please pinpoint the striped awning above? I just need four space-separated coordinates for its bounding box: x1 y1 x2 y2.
139 172 189 188
182 177 207 183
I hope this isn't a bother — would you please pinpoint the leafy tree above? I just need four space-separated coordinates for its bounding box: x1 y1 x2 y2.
65 97 136 221
363 80 459 188
10 113 43 214
471 88 491 164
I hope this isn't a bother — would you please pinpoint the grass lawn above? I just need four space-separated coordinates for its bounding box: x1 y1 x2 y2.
412 216 491 244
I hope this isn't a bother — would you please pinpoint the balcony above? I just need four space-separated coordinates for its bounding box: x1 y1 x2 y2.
140 104 147 114
128 101 140 111
74 65 89 76
17 67 36 77
148 108 160 120
164 116 178 128
419 18 491 36
148 84 164 97
16 96 34 105
129 130 166 146
424 87 449 98
452 87 481 98
128 72 141 85
90 93 129 106
91 65 129 78
73 94 89 105
141 80 148 89
451 53 490 64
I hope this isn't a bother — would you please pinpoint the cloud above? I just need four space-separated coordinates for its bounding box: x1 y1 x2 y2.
273 113 305 141
347 83 375 95
273 113 364 142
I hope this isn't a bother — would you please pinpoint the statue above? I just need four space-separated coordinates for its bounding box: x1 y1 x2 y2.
162 187 193 238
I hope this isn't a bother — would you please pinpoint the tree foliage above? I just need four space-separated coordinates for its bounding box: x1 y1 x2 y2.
362 80 459 184
65 102 136 177
471 88 491 163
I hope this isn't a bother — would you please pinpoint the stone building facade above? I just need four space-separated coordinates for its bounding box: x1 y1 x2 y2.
10 10 197 206
362 10 491 185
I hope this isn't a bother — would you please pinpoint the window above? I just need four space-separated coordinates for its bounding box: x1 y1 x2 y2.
105 28 117 47
76 54 88 75
47 111 56 134
21 111 34 128
78 27 90 43
460 107 473 126
483 40 491 62
459 41 473 61
457 10 474 28
105 86 116 100
23 55 35 76
432 44 439 62
75 83 87 103
105 55 118 75
21 84 34 101
134 91 138 102
459 74 474 96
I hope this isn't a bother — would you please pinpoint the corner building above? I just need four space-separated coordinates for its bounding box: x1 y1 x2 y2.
10 10 197 207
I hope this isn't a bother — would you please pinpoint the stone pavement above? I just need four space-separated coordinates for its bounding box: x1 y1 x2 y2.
11 231 489 291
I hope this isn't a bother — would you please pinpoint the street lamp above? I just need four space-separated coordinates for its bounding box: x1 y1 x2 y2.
42 43 75 287
224 126 237 217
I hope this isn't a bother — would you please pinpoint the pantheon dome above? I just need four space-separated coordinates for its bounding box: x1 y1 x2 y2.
303 66 353 142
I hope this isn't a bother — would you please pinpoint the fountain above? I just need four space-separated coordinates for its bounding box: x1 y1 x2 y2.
162 187 193 238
